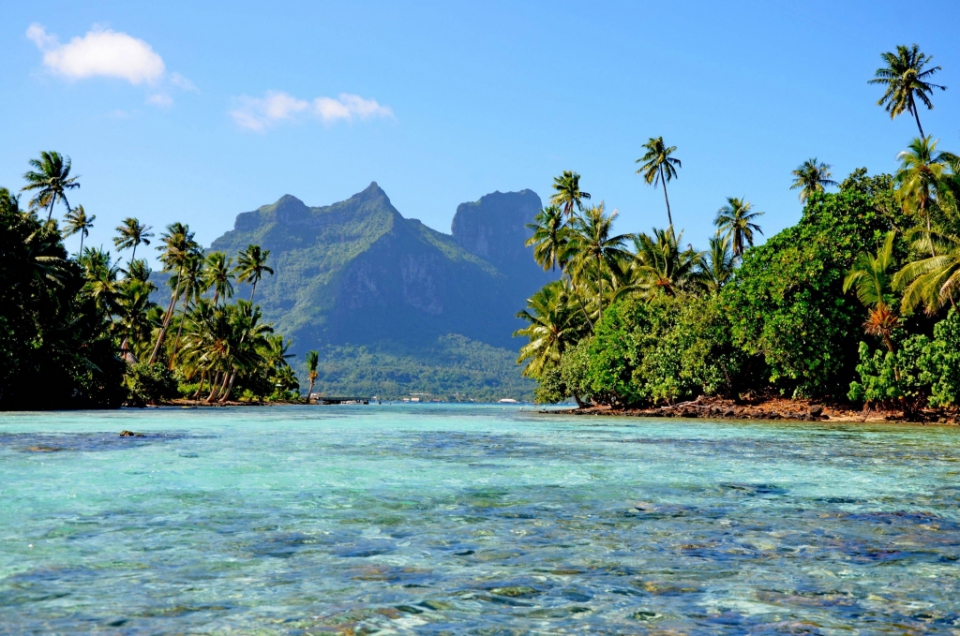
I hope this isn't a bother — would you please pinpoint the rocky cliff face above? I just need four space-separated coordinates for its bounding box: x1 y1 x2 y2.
451 189 546 283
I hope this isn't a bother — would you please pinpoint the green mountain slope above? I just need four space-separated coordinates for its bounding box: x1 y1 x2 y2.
205 183 553 399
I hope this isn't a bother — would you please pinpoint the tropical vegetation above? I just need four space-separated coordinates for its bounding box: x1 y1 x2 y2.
0 158 302 409
517 43 960 415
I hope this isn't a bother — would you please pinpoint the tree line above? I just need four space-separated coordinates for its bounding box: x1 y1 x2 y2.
516 43 960 414
0 155 299 409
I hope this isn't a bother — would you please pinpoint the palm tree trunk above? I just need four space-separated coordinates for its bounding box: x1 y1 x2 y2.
660 166 674 228
213 290 219 306
147 267 183 365
130 242 138 263
597 255 603 323
911 101 925 139
249 282 256 304
169 293 191 367
79 233 84 253
218 371 238 403
207 371 227 403
193 372 207 400
308 379 315 403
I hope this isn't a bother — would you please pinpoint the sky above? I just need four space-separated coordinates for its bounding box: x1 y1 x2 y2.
2 0 959 261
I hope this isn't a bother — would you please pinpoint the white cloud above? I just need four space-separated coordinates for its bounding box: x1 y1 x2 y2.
231 90 394 132
26 23 195 106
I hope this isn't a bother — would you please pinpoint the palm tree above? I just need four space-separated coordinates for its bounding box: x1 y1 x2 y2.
79 247 121 316
869 44 946 138
514 280 584 381
895 137 956 254
618 228 704 300
714 197 764 258
526 205 569 271
21 151 80 222
790 159 838 202
305 350 319 403
844 231 900 352
701 234 736 293
550 171 591 218
148 222 200 365
636 137 681 227
204 251 234 305
114 218 154 263
63 205 95 252
893 230 960 315
170 251 208 363
567 203 632 321
234 244 274 304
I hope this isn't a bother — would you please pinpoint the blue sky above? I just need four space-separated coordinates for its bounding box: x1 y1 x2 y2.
2 0 959 261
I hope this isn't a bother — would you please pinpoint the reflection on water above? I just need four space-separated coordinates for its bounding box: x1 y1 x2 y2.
1 405 959 633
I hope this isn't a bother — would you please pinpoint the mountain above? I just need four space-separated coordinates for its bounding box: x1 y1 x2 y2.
205 183 553 399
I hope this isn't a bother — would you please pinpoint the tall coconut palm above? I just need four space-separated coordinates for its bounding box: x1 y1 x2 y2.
305 350 319 403
893 230 960 315
567 203 632 321
869 44 946 138
701 234 736 293
234 244 274 304
204 251 234 305
844 231 900 352
21 151 80 222
714 197 764 258
148 222 199 365
636 137 681 227
113 218 154 263
63 205 95 252
618 228 703 300
170 251 208 363
526 205 569 271
895 137 956 254
550 171 591 218
790 159 838 202
514 280 584 380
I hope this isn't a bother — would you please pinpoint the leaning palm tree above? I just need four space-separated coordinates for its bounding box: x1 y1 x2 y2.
844 231 900 352
148 222 200 365
567 203 632 322
526 205 570 271
21 151 80 221
234 244 274 304
514 280 584 380
895 137 956 254
114 217 154 263
714 197 764 258
893 229 960 315
869 44 946 138
305 350 319 403
790 159 838 202
204 251 235 305
550 171 591 218
63 205 95 252
636 137 681 227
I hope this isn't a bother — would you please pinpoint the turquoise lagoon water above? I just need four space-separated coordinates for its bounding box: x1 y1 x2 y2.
2 405 960 634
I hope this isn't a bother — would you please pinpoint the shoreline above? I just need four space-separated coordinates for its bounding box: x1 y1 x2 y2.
546 396 960 426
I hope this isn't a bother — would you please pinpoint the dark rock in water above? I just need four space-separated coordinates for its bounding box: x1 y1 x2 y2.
119 430 144 437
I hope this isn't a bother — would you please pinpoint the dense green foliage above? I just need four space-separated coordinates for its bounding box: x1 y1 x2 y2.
517 43 960 414
0 157 299 409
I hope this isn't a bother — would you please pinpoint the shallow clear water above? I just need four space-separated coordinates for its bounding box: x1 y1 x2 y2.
2 405 960 634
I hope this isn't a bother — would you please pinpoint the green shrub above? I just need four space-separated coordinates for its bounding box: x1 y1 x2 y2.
920 309 960 408
127 363 179 405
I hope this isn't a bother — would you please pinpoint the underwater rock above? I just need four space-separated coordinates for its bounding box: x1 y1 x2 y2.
119 430 144 437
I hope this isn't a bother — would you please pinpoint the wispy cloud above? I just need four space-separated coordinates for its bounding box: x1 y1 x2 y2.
230 90 394 132
26 23 195 106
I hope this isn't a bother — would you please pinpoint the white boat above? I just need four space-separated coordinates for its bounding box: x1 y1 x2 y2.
498 398 519 404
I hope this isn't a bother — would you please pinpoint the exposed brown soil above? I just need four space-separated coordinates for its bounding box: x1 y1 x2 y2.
551 395 960 425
